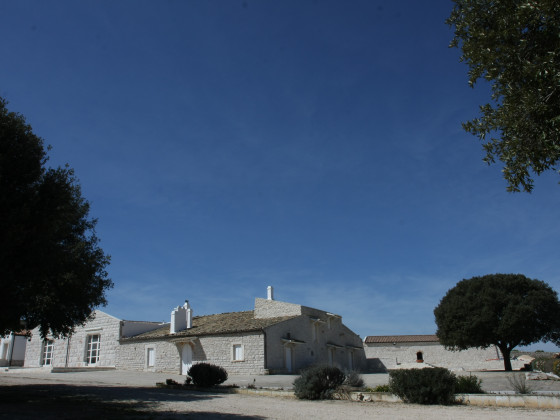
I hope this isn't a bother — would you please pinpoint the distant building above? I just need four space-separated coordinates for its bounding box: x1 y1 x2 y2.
364 334 526 371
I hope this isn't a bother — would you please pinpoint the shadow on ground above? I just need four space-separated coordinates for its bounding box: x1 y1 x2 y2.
0 384 265 419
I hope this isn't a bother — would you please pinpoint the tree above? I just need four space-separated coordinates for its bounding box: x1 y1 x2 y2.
0 97 112 339
434 274 560 371
447 0 560 192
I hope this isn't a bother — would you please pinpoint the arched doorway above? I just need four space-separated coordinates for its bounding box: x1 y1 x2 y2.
181 344 193 375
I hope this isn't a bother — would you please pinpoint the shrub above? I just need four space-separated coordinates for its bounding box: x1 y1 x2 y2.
554 360 560 376
532 357 555 373
371 384 392 393
389 368 457 405
187 363 228 387
293 365 346 400
507 373 532 394
455 375 484 394
344 370 364 388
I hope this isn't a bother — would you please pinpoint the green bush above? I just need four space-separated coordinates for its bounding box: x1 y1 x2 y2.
371 384 392 392
389 368 457 405
187 363 228 387
293 365 346 400
455 375 484 394
532 357 555 373
553 360 560 376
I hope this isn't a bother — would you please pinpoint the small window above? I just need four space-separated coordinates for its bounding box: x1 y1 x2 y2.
147 347 155 367
42 340 54 366
416 351 423 361
86 334 101 364
233 344 244 361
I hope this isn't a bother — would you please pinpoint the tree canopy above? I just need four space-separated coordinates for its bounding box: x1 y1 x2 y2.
0 97 112 338
434 273 560 371
447 0 560 192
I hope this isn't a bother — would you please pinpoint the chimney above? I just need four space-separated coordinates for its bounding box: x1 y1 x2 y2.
170 300 192 334
267 286 274 300
184 300 193 329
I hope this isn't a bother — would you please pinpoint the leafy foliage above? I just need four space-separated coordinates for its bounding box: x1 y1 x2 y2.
293 365 346 400
370 384 392 393
187 363 228 387
0 97 112 338
455 375 484 394
434 274 560 371
447 0 560 192
389 368 457 405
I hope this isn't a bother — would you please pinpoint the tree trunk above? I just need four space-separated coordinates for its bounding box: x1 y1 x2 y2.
499 346 512 371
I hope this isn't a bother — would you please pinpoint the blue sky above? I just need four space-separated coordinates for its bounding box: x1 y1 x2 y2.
2 0 559 351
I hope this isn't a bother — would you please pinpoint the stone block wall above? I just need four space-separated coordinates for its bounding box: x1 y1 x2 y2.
364 342 525 371
254 298 302 318
24 310 121 368
265 312 366 373
117 340 180 373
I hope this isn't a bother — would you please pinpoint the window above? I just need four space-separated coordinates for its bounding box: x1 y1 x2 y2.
86 334 101 364
147 347 155 368
42 340 54 366
233 344 244 361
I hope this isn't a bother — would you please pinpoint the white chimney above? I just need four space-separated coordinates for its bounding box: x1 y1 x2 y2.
267 286 274 300
184 300 193 329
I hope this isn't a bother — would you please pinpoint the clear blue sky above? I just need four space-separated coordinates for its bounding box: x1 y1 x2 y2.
2 0 559 351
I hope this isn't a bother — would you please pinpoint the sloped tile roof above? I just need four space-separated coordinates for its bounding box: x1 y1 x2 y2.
364 335 439 344
123 310 297 341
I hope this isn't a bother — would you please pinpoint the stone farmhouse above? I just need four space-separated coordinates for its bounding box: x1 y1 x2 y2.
23 287 366 375
364 334 526 371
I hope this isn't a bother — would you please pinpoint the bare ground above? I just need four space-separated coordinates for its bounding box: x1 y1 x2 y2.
1 373 559 419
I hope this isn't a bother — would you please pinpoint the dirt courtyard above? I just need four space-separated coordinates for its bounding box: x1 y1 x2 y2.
1 370 559 419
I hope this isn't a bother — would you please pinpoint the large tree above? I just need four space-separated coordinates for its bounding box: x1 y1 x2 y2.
0 97 112 338
447 0 560 192
434 274 560 371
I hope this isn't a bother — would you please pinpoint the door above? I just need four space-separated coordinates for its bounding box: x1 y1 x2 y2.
284 346 293 373
181 344 192 375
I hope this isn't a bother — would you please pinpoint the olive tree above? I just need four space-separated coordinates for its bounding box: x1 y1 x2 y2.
447 0 560 192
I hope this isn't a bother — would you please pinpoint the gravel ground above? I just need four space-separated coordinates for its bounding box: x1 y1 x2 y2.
1 369 559 419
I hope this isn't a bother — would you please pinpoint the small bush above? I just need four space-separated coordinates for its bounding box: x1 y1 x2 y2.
507 373 532 394
389 368 457 405
187 363 228 387
293 365 346 400
532 357 555 373
455 375 484 394
371 384 392 393
553 360 560 376
344 370 364 388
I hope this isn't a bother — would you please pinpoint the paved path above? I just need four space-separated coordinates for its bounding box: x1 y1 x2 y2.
2 368 560 393
1 369 560 419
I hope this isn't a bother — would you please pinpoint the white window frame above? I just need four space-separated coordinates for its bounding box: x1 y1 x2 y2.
232 344 244 362
42 339 54 366
85 334 101 365
146 346 156 369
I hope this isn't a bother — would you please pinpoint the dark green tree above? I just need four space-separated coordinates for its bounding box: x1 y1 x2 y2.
447 0 560 192
0 97 112 338
434 274 560 371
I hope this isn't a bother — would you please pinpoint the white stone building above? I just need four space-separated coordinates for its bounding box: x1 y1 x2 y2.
364 335 526 371
22 287 365 375
24 310 162 369
0 331 28 367
118 290 366 375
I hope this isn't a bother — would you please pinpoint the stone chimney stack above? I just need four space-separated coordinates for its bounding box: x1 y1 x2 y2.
267 286 274 300
184 300 193 329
